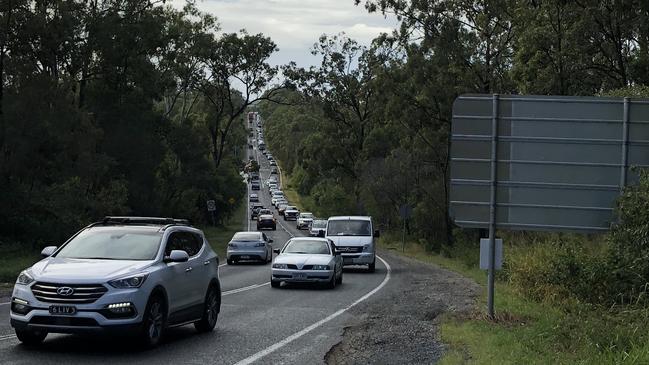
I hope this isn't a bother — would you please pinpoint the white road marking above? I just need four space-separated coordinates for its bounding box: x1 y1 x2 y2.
233 255 392 365
222 282 269 296
0 334 17 341
0 302 10 306
275 218 295 238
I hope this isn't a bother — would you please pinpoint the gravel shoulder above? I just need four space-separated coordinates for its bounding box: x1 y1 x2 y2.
325 248 480 365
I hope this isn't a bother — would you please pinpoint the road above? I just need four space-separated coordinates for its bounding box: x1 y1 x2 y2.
0 122 394 364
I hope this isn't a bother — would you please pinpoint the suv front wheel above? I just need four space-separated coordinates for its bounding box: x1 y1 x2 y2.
15 329 47 345
140 294 166 348
195 285 220 333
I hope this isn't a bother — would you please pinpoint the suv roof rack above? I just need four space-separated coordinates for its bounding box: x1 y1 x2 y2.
93 216 191 227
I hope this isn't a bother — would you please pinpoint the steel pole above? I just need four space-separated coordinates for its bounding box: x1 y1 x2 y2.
487 94 499 318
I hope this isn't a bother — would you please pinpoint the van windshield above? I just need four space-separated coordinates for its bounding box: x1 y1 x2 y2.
326 220 371 237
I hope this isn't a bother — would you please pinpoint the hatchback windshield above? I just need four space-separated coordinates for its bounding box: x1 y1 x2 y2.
233 232 261 241
327 220 371 236
300 213 314 219
56 228 162 260
283 239 330 255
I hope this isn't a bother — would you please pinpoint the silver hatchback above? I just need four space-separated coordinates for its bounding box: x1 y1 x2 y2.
227 232 273 265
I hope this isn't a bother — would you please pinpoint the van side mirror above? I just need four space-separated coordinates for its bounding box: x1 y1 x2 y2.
41 246 57 257
374 230 380 238
165 250 189 263
269 239 274 243
273 248 280 254
317 231 325 238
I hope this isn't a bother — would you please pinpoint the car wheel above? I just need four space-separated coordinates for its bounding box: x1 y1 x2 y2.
15 329 47 345
227 258 234 265
140 294 166 348
267 250 272 263
368 260 376 273
273 226 276 231
195 285 220 333
271 280 280 288
326 274 336 289
336 271 343 285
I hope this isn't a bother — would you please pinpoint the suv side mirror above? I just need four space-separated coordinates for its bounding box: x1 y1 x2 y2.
165 250 189 263
374 230 381 238
41 246 57 257
268 239 274 243
317 231 325 238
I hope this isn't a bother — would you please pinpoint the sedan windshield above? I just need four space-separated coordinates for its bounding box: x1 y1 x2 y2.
327 220 371 236
56 228 162 260
283 239 331 255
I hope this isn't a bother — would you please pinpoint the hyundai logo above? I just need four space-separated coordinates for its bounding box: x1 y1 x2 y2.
57 287 74 296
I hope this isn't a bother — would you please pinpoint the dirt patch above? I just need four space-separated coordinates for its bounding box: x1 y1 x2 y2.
325 250 480 365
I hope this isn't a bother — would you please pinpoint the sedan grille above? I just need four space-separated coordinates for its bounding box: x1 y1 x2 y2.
31 282 108 304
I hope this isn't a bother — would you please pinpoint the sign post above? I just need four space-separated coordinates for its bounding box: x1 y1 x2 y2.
399 204 413 252
449 93 649 318
206 200 216 226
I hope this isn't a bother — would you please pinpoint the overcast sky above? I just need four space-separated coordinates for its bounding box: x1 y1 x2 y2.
171 0 398 68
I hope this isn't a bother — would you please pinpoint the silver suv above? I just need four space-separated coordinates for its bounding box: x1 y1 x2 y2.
10 217 221 347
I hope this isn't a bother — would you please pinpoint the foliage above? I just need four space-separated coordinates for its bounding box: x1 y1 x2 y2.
0 0 273 251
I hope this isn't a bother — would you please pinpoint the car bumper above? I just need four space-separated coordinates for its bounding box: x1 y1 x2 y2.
9 284 149 334
257 222 276 229
227 249 267 261
341 252 375 265
284 215 298 221
272 269 333 283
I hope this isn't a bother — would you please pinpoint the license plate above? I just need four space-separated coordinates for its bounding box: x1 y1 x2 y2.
293 273 307 280
240 255 251 259
49 305 76 315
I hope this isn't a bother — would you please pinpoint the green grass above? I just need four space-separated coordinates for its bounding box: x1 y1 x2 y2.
201 202 247 259
0 248 41 283
380 238 649 365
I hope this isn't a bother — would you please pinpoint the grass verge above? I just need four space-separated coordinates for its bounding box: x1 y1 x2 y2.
202 202 246 259
380 238 649 365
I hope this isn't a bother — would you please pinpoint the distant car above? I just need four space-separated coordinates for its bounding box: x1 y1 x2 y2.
251 181 260 190
278 204 289 216
262 150 268 156
275 199 288 209
250 204 265 220
310 219 327 236
271 237 343 289
257 214 277 231
269 160 277 166
268 176 278 183
267 154 273 160
271 193 285 205
258 209 272 216
248 143 253 149
268 183 278 191
227 231 273 265
284 206 299 221
270 168 278 175
296 212 314 229
249 194 259 202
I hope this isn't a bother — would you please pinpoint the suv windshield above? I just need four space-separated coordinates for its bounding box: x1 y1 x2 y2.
312 220 327 228
327 220 371 236
283 240 330 255
56 228 162 260
300 213 314 219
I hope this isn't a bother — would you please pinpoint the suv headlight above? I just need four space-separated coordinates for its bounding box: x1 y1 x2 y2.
16 271 34 285
272 263 288 269
109 274 148 289
312 265 330 270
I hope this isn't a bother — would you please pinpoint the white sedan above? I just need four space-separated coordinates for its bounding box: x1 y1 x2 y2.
271 238 343 289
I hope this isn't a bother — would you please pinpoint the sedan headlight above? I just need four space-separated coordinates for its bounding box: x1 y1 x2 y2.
16 271 34 285
272 263 288 269
312 265 330 270
109 274 148 289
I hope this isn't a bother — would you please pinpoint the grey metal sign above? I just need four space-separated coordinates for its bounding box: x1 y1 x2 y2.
450 94 649 233
206 200 216 212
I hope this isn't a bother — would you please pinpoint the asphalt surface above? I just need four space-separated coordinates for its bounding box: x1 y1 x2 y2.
0 123 396 364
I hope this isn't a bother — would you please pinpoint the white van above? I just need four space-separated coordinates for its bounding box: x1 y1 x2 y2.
325 216 379 272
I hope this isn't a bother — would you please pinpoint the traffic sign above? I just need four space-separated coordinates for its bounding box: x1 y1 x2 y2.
206 200 216 212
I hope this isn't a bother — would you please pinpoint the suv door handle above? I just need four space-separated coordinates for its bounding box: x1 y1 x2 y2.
203 260 211 265
185 267 193 273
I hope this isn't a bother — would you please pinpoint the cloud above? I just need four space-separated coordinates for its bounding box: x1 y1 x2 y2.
170 0 397 67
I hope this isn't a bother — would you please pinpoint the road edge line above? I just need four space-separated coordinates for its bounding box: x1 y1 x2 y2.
233 255 392 365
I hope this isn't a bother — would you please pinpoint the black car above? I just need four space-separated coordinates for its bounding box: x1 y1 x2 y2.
257 214 276 230
250 204 265 220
